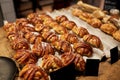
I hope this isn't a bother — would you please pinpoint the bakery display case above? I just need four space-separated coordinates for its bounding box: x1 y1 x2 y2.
0 1 120 80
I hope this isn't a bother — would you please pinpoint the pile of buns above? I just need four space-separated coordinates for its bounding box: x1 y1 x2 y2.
3 13 103 80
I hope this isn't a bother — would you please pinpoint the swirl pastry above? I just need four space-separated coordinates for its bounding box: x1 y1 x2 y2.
73 42 93 57
55 15 68 23
74 53 85 71
112 30 120 41
60 20 76 30
52 40 72 52
42 54 63 73
19 64 49 80
60 33 79 44
61 52 75 66
100 23 117 35
88 18 102 28
83 34 103 50
13 49 37 66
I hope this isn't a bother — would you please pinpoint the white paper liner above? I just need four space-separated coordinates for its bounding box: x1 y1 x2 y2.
46 9 120 60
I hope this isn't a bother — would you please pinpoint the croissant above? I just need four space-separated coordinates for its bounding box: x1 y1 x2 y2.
42 54 63 73
55 15 68 23
88 18 102 28
19 64 49 80
73 53 85 71
83 34 103 50
73 42 93 57
60 20 76 30
112 30 120 42
100 23 117 35
61 52 75 66
13 49 37 66
52 40 72 52
60 33 79 44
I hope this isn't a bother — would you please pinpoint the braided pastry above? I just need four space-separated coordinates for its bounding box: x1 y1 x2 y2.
32 41 54 58
35 23 50 33
27 13 42 25
74 53 85 71
13 49 37 66
41 54 63 73
41 31 58 42
52 40 72 52
112 30 120 42
11 37 29 50
72 26 89 37
55 15 68 23
100 23 117 35
19 64 49 80
73 42 93 57
83 34 103 50
61 52 75 66
24 32 40 44
87 18 102 28
60 33 79 44
60 20 76 30
16 18 28 27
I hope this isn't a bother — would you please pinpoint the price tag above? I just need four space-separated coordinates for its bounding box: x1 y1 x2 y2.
110 46 119 64
84 59 100 76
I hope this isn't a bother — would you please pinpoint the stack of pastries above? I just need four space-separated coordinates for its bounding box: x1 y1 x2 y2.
3 13 103 80
72 8 120 42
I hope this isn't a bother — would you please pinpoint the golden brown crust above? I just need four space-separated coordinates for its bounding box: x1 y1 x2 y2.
11 38 29 50
55 15 68 23
42 54 63 73
73 42 93 57
52 40 72 52
112 30 120 42
74 53 85 71
88 18 102 28
61 52 75 66
100 23 117 35
83 34 103 50
78 27 89 37
60 20 76 30
60 33 79 44
13 50 37 66
19 64 49 80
